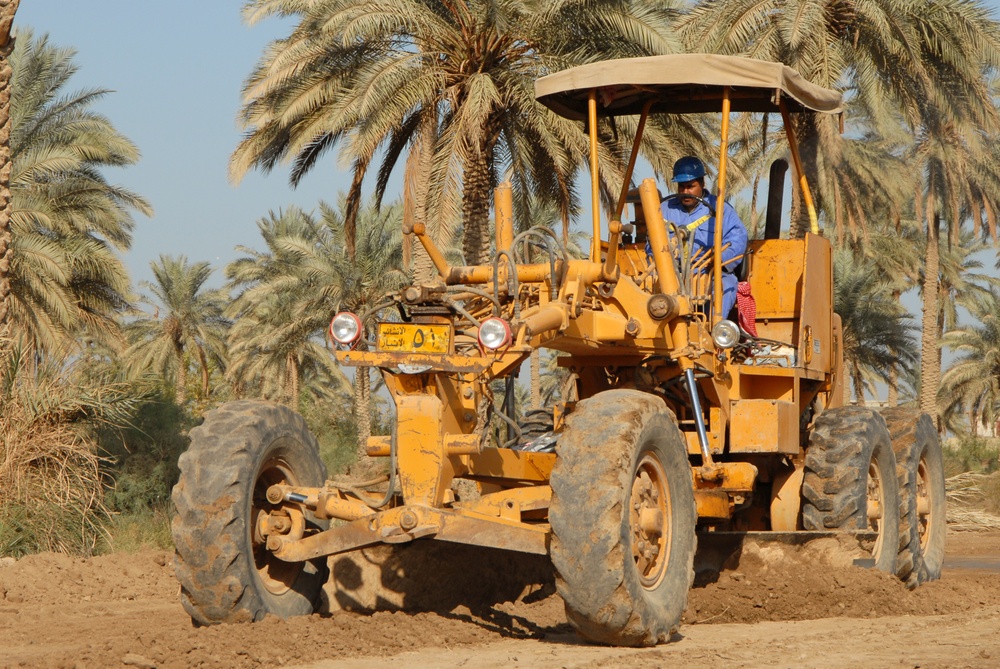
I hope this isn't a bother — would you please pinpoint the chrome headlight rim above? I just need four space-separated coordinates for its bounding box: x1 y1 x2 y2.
330 311 363 347
477 317 512 351
711 319 741 349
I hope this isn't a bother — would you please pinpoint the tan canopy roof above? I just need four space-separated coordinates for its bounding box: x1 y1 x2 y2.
535 54 843 119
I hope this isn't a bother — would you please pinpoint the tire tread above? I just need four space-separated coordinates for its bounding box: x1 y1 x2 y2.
550 390 696 646
171 400 327 625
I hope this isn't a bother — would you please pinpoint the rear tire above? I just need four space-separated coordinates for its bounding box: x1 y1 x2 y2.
881 409 946 587
172 400 329 625
549 389 696 646
802 407 900 574
519 408 555 441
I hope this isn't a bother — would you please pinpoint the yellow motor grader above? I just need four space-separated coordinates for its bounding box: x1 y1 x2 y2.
172 53 946 646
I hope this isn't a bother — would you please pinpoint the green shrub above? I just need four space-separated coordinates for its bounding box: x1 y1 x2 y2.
982 472 1000 515
97 391 191 515
98 507 173 553
0 342 134 557
298 392 360 475
943 436 1000 478
0 501 109 558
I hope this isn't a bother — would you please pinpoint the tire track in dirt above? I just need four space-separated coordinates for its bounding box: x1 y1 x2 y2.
1 531 998 669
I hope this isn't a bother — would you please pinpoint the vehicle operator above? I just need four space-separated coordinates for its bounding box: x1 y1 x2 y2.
661 156 747 318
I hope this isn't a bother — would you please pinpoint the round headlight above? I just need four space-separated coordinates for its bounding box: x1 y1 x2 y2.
477 317 512 350
330 312 362 346
712 319 740 349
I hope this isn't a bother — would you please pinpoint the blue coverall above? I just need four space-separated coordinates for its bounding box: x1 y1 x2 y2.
660 192 748 318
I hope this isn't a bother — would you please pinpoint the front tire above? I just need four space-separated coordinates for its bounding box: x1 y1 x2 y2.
881 409 946 587
172 400 329 625
549 390 696 646
802 407 901 574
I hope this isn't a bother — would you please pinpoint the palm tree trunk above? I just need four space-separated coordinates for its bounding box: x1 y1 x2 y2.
0 1 20 338
461 147 492 266
887 365 898 407
919 213 941 422
843 363 852 406
343 159 370 261
197 344 210 399
286 351 299 408
887 288 901 407
354 366 371 462
789 115 822 239
936 298 946 390
750 114 767 234
410 238 436 284
790 176 802 240
175 347 187 406
851 360 864 406
530 348 541 409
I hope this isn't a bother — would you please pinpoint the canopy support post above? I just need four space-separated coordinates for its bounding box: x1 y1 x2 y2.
713 87 732 327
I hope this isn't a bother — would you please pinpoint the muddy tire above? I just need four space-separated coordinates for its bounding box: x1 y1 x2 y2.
881 409 946 587
172 400 329 625
519 408 555 441
802 407 900 574
549 389 696 646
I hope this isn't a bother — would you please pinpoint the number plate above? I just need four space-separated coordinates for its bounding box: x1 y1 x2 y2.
377 323 451 354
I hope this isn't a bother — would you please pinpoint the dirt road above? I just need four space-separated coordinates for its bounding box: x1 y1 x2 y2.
2 531 999 669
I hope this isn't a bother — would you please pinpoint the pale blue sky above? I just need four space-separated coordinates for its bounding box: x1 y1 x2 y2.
16 1 353 292
15 1 1000 300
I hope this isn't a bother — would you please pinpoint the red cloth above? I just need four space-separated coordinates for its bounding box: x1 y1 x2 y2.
736 281 757 337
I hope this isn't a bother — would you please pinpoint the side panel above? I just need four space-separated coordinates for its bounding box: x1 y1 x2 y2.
798 233 833 373
729 399 799 454
747 238 804 320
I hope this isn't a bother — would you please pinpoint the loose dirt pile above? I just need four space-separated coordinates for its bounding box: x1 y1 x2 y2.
683 534 998 624
2 532 999 669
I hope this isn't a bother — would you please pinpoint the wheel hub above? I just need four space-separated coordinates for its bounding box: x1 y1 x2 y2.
866 459 885 560
252 457 306 595
916 457 932 550
630 453 671 589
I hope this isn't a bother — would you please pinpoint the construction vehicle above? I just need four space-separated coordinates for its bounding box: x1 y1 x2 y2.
171 54 947 646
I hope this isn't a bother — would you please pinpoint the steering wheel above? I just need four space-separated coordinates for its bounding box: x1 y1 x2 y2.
660 193 716 246
661 192 716 217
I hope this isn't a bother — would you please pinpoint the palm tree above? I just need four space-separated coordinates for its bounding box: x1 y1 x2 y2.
226 206 352 408
0 0 19 336
940 289 1000 436
227 196 409 457
679 0 1000 237
834 249 918 404
938 234 997 339
909 116 1000 422
907 80 1000 429
845 214 992 415
124 256 230 405
230 0 684 265
227 299 351 407
539 349 574 406
6 30 151 351
842 219 924 405
303 198 409 457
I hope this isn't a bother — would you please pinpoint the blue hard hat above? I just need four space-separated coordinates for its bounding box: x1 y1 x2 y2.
671 156 706 183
